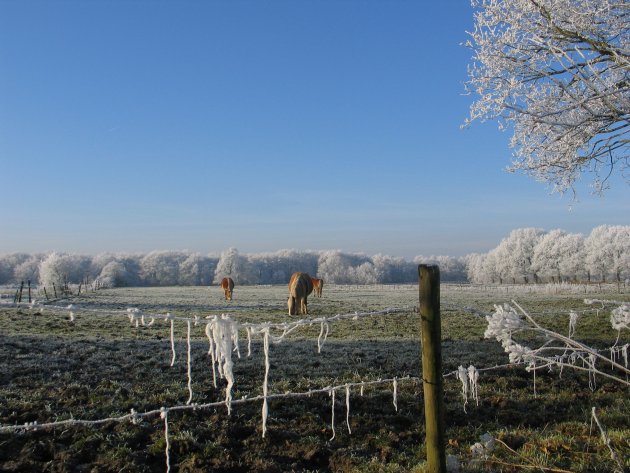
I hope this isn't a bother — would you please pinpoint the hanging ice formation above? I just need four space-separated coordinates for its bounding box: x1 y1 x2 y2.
205 314 238 414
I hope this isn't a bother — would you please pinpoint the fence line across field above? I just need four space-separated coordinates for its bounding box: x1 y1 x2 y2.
4 297 620 327
4 297 625 370
2 273 628 472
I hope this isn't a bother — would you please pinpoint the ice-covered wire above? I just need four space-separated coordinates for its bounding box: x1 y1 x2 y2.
591 407 624 473
0 376 417 435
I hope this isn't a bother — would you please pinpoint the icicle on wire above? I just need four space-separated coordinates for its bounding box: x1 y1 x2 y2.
569 311 579 339
317 322 329 353
168 314 176 367
160 407 171 473
457 366 469 412
329 388 336 441
345 384 351 434
186 320 193 405
469 365 480 401
205 319 217 388
261 327 270 438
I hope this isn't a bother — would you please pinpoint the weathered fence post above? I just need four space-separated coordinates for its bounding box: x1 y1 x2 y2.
28 280 32 303
419 264 446 472
18 281 24 303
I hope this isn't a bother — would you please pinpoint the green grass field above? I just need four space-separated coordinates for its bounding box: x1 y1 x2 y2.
0 283 628 472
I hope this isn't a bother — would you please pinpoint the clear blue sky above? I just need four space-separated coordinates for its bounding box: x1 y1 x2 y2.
1 1 628 259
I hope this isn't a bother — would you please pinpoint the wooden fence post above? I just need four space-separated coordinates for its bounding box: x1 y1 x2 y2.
419 264 446 472
28 280 32 303
18 281 24 303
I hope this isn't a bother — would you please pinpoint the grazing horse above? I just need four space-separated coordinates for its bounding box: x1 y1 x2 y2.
220 277 234 301
288 272 314 315
311 277 324 298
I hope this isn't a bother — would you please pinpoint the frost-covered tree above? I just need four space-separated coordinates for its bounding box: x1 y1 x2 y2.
90 253 120 281
0 256 17 285
372 254 416 283
609 225 630 283
532 229 567 282
350 262 379 284
0 253 31 284
98 261 132 288
492 228 545 283
39 253 91 290
557 232 586 282
465 253 485 284
13 254 46 285
585 225 630 283
214 248 248 284
413 255 468 282
247 250 319 285
90 253 143 287
139 251 187 286
483 249 501 284
317 250 374 284
465 0 630 194
179 253 218 286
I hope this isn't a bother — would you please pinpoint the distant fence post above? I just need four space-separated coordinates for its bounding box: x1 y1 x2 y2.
418 264 446 472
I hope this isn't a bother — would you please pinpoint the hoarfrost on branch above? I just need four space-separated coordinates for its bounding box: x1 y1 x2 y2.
465 0 630 194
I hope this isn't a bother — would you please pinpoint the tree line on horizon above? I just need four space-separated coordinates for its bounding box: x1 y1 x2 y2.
0 225 627 290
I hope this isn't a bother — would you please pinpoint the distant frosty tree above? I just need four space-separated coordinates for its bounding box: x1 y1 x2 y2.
349 262 379 284
140 251 187 286
557 232 586 281
247 250 319 285
179 253 217 286
39 253 91 290
609 225 630 282
483 249 502 284
14 254 46 285
374 254 416 283
91 253 143 286
413 255 467 282
214 248 248 284
0 253 30 284
0 259 11 285
465 0 630 194
585 225 630 282
493 228 546 283
98 261 132 288
532 229 567 282
465 253 487 284
317 251 373 284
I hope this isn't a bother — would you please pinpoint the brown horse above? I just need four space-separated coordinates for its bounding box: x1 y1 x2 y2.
288 272 314 315
311 277 324 298
220 277 234 301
